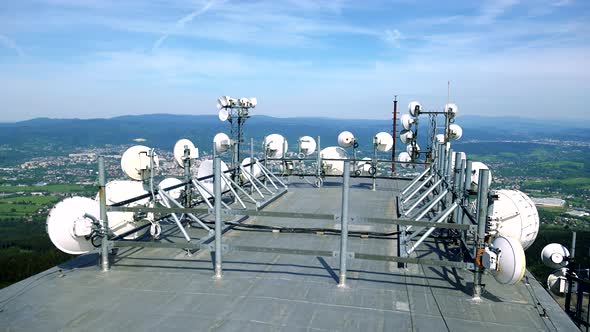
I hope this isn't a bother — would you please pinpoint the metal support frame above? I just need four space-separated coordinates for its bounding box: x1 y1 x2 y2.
338 160 350 287
214 156 223 279
98 156 110 272
472 169 490 300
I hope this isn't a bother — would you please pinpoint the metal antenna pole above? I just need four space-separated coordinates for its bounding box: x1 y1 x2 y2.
472 169 490 300
338 160 350 288
250 137 254 194
316 136 322 188
98 156 110 272
214 155 223 279
183 147 192 207
392 95 397 175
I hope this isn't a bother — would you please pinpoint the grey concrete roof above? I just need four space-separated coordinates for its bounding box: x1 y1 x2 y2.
0 178 578 331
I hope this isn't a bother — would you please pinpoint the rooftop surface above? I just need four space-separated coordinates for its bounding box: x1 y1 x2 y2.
0 178 578 331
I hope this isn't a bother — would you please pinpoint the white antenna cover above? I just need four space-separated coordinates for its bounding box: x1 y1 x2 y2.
239 98 251 107
214 133 231 153
408 101 421 117
158 177 183 200
217 96 230 108
406 143 421 155
444 103 458 118
173 139 199 168
489 235 526 285
435 134 445 143
99 180 151 239
541 243 570 269
471 161 493 187
400 114 415 130
218 109 229 122
197 159 229 198
399 130 414 144
489 190 539 250
46 197 99 255
264 134 288 158
298 136 317 155
337 131 355 148
249 97 257 107
320 146 347 175
374 132 393 152
240 157 262 181
121 145 159 181
398 152 411 166
357 157 372 174
449 124 463 140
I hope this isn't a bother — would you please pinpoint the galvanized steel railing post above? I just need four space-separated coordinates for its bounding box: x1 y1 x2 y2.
316 136 322 188
98 156 110 272
472 169 490 300
338 160 350 288
214 156 223 279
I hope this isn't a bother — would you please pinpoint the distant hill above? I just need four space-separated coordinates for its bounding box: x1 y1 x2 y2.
0 114 588 161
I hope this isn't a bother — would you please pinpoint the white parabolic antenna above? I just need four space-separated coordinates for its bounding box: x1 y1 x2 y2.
489 235 526 285
445 103 458 119
400 114 415 130
471 161 493 187
489 190 539 250
197 159 229 198
399 130 414 144
298 136 317 155
218 109 229 122
398 152 411 166
47 197 99 255
435 134 445 143
408 101 421 117
121 145 159 181
374 132 393 152
357 157 372 174
240 157 262 181
320 146 347 175
214 133 231 153
173 138 199 168
337 131 355 148
547 268 569 296
158 177 183 200
449 124 463 140
264 134 288 158
98 180 151 239
541 243 570 269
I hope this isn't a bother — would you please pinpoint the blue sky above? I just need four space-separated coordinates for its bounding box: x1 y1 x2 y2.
0 0 588 122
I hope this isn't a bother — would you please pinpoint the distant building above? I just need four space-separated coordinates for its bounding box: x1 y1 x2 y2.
532 197 566 207
566 210 590 217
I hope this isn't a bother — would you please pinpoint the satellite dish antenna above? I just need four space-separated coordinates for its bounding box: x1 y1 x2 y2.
298 136 317 156
240 157 262 181
399 130 414 144
357 157 372 175
218 109 229 122
197 159 229 198
337 131 356 148
449 124 463 140
239 98 251 107
444 103 458 119
406 143 421 155
489 190 539 250
398 152 411 166
374 132 393 152
217 96 229 108
173 139 199 168
99 180 150 239
121 145 159 181
320 146 348 175
158 177 183 200
408 101 422 117
264 134 288 158
435 134 445 143
486 235 526 285
249 97 257 107
213 133 231 153
547 268 570 296
46 197 99 255
400 114 415 130
471 162 493 187
541 243 570 269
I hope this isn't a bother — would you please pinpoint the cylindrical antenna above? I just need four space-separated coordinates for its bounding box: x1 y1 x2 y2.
392 95 398 175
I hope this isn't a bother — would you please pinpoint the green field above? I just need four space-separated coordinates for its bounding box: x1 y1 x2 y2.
0 184 94 193
0 195 63 220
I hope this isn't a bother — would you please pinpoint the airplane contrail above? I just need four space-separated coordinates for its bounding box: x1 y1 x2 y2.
152 0 217 51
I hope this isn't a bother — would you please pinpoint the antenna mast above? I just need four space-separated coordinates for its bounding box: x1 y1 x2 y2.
392 95 397 174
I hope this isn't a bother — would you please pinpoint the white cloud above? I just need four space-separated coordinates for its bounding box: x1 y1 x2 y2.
383 29 402 47
0 34 25 57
